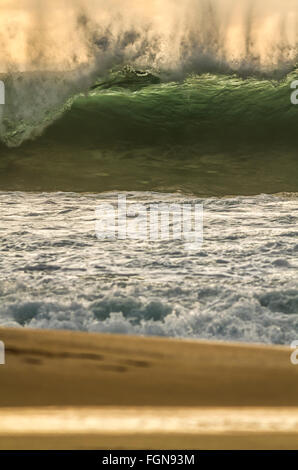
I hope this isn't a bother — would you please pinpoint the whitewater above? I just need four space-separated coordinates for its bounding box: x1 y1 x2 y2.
0 191 297 345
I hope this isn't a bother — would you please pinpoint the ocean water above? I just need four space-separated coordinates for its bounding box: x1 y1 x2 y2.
0 0 297 345
1 70 298 196
0 191 297 345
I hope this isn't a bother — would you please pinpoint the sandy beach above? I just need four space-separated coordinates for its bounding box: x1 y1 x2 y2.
0 328 298 449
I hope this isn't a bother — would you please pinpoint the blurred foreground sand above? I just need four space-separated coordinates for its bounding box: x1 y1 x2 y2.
0 328 298 449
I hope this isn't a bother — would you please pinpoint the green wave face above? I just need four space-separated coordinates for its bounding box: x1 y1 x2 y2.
55 71 298 145
0 70 298 196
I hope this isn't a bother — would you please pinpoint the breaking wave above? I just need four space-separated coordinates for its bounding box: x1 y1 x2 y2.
0 0 297 146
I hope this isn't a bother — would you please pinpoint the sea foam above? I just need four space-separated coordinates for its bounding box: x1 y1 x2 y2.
0 191 297 345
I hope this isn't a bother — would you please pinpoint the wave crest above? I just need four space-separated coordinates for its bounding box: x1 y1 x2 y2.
0 0 297 146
